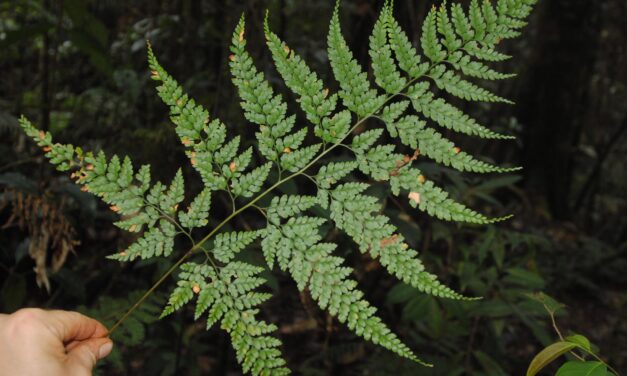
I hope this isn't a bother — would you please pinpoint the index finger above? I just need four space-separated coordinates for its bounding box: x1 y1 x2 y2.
44 310 109 343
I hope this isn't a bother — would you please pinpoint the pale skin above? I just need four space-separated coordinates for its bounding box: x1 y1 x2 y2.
0 308 113 376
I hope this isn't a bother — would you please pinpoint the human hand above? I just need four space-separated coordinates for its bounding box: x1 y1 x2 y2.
0 308 113 376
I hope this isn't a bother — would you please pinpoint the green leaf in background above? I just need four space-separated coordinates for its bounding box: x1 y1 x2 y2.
565 334 592 353
504 267 546 289
526 341 577 376
526 291 565 315
473 350 508 376
63 0 112 75
555 361 609 376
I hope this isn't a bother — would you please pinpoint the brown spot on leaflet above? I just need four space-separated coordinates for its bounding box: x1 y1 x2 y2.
408 191 421 204
380 234 399 248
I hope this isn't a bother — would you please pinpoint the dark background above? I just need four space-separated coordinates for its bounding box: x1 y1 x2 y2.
1 0 626 375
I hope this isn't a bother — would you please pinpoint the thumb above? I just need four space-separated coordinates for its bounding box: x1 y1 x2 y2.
65 337 113 375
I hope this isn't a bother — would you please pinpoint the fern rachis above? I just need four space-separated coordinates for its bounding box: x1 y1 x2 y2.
19 0 538 373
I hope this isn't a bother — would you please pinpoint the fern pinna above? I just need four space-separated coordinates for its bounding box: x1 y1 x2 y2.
19 0 537 373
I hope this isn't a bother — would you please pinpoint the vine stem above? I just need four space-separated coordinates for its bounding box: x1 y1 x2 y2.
544 303 621 374
108 75 423 334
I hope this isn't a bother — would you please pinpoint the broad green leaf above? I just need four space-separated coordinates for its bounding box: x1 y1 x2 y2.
555 361 609 376
526 342 577 376
565 335 593 353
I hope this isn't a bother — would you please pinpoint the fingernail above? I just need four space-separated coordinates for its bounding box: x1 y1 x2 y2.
98 342 113 359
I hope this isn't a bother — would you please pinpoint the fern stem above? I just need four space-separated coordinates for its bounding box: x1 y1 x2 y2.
150 203 194 244
108 254 186 333
108 211 228 333
300 172 321 189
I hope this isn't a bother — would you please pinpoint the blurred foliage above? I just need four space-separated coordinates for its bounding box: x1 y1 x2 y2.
0 0 625 375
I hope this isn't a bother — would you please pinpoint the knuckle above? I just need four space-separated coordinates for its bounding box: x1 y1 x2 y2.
10 308 45 325
4 308 45 336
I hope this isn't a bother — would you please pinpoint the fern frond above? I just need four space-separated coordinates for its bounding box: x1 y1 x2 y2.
149 46 257 196
19 1 541 373
148 45 209 146
290 242 430 366
267 195 318 224
109 221 176 261
416 127 519 173
280 144 322 173
450 53 516 80
437 2 463 52
328 4 385 117
20 117 182 261
450 3 474 42
351 129 385 154
386 12 429 78
159 169 185 212
407 82 513 139
386 115 426 149
464 41 512 62
231 15 310 174
264 18 337 127
391 1 522 106
369 4 406 94
178 188 212 229
263 218 431 366
262 216 327 271
315 161 358 189
380 100 411 128
212 230 261 263
317 110 352 143
214 137 243 166
387 114 519 173
432 68 513 103
356 143 402 181
79 290 165 362
390 167 508 224
232 162 273 198
329 183 468 300
163 262 290 376
421 8 446 62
